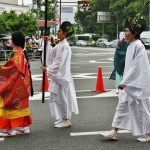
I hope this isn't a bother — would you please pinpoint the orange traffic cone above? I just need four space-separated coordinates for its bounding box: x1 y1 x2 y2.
92 67 107 92
38 73 49 92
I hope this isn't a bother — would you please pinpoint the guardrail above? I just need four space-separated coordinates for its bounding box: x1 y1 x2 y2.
27 48 42 60
0 50 12 61
0 48 42 61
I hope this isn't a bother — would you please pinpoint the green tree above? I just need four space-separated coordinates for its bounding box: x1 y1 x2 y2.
109 0 149 29
32 0 55 21
75 0 149 39
75 0 116 38
2 11 18 33
0 10 37 35
0 15 6 34
17 13 37 36
31 0 55 35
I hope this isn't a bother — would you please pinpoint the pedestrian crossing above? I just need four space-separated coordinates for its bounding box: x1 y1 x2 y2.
29 89 118 101
31 72 113 81
70 130 131 136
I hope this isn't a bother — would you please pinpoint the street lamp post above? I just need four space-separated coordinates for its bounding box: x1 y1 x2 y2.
60 0 61 25
149 4 150 30
37 6 40 39
116 14 119 39
22 0 24 6
113 14 119 39
54 0 58 35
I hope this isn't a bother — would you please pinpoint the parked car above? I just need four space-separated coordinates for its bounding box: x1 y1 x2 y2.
86 40 92 46
68 40 75 46
96 38 111 47
110 39 119 48
76 40 87 46
140 38 150 49
0 34 7 39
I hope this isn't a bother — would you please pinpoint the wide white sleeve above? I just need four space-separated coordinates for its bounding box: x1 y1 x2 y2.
121 46 150 99
121 55 143 85
42 42 53 66
46 45 69 84
121 47 144 86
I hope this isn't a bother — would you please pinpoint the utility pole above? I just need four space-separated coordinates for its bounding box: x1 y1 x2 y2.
37 0 42 39
149 4 150 30
60 0 61 25
116 15 119 39
102 23 104 37
37 4 40 39
54 0 58 35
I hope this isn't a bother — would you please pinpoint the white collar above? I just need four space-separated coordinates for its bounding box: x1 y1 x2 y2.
60 38 67 44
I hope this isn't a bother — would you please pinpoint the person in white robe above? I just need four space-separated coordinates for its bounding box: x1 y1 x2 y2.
42 21 79 128
101 14 150 142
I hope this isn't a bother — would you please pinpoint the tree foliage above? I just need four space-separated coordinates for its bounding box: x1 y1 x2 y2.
109 0 149 29
32 0 55 21
0 10 37 36
31 0 55 35
75 0 149 39
0 0 55 36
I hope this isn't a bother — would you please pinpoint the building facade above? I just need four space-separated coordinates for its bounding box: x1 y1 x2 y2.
0 0 18 5
0 0 29 14
60 6 77 24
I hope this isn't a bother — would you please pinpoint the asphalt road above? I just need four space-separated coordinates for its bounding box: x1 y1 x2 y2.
1 46 150 150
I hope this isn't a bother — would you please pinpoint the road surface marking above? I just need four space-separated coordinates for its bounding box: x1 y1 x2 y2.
29 89 118 101
71 62 112 64
72 47 115 51
29 92 50 101
89 60 96 63
0 138 4 141
70 130 131 136
32 72 112 81
73 53 113 57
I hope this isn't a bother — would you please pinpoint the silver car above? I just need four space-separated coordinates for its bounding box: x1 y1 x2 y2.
76 40 87 46
141 38 150 49
110 39 119 48
96 38 111 48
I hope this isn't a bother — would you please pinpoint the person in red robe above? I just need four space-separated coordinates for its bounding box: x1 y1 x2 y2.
0 31 32 137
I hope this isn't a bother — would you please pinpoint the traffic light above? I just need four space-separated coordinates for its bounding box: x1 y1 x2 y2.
86 3 91 12
78 1 91 12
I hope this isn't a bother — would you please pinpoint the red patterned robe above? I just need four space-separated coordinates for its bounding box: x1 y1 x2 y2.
0 47 32 129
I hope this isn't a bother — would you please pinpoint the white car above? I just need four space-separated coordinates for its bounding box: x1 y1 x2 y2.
76 40 87 46
110 39 119 48
96 38 111 48
141 38 150 49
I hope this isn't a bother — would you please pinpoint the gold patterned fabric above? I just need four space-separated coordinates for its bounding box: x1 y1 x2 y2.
0 46 31 119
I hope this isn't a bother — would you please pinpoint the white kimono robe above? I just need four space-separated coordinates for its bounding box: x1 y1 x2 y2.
112 40 150 136
45 39 79 120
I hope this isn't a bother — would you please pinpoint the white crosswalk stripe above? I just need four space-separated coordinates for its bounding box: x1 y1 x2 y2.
0 138 4 142
29 89 118 101
32 72 112 81
70 130 131 136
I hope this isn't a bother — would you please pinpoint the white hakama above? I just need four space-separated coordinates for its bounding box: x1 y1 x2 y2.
112 40 150 136
112 96 150 136
44 39 79 120
49 78 78 120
